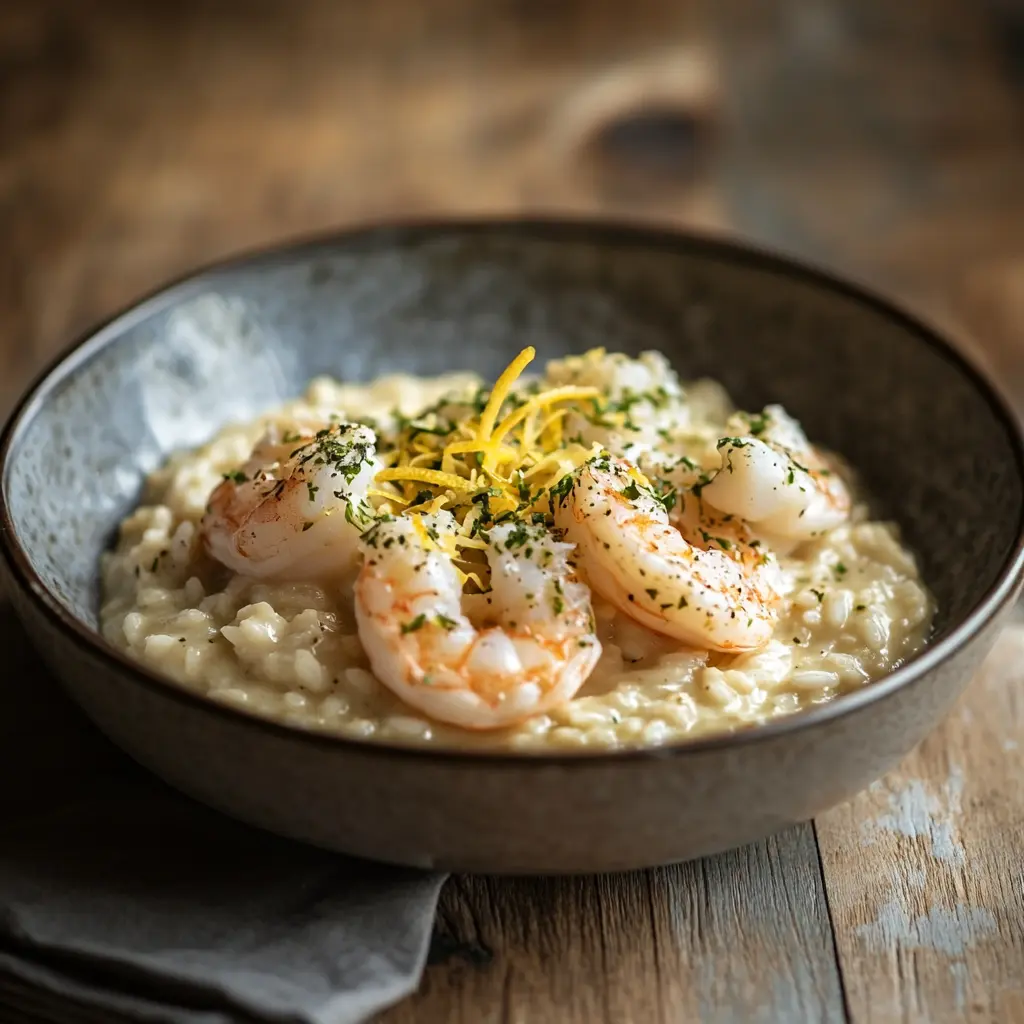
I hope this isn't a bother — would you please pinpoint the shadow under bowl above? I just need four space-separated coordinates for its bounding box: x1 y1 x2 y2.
2 220 1022 873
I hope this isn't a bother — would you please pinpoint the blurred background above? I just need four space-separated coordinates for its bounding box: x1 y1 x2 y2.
4 0 1024 418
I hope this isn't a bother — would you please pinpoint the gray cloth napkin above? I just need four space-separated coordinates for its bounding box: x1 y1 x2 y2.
0 599 446 1024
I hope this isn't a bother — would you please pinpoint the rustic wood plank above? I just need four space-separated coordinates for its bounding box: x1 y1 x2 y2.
707 0 1024 342
705 0 1024 402
379 825 845 1024
816 617 1024 1023
0 0 724 420
956 256 1024 413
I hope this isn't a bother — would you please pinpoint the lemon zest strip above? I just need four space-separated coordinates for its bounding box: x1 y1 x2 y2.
376 467 469 491
476 346 535 443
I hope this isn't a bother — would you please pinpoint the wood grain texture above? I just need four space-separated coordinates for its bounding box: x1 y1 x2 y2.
380 827 845 1024
816 615 1024 1024
3 1 1024 1021
0 0 724 419
707 0 1024 404
707 0 1024 285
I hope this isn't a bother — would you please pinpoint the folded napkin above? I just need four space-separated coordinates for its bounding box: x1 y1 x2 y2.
0 598 446 1024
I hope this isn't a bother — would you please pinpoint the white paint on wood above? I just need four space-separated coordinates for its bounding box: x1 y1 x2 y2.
817 621 1024 1022
855 899 997 956
905 868 926 890
859 768 966 866
950 961 969 1014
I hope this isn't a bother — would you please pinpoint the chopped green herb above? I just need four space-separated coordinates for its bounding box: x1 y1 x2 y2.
691 472 712 498
407 419 452 438
654 481 677 514
716 436 750 450
503 521 531 549
401 613 428 634
746 412 769 436
550 474 574 505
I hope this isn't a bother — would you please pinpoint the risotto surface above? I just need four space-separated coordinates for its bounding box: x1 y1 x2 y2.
100 350 933 750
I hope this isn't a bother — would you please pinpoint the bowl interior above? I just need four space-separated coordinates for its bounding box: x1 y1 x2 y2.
3 224 1021 661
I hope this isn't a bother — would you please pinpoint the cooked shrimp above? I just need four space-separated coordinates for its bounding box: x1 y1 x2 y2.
201 422 379 579
354 512 601 730
554 456 784 651
700 405 851 541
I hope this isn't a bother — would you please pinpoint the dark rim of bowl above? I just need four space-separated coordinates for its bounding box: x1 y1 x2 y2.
2 216 1024 766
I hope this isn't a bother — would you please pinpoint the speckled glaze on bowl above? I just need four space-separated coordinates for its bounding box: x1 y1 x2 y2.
2 221 1023 874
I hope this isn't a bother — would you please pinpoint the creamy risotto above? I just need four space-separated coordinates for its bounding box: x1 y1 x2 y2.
100 348 933 750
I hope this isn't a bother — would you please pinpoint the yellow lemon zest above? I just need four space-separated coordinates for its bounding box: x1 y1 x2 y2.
376 467 469 492
367 487 408 504
410 514 436 551
371 348 610 550
477 346 535 442
491 386 598 449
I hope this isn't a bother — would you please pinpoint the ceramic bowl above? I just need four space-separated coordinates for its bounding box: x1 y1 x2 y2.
2 220 1022 873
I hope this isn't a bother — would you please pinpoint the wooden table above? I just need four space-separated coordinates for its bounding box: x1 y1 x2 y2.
2 2 1023 1020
